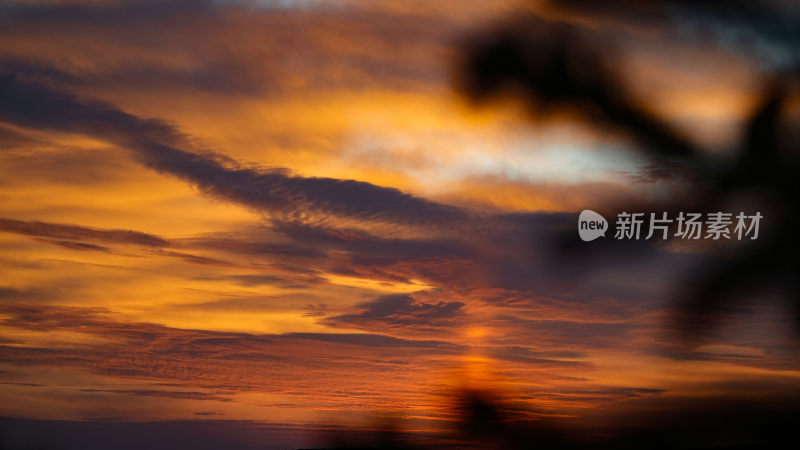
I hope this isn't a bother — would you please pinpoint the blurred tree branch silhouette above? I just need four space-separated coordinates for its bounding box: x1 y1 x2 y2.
457 0 800 339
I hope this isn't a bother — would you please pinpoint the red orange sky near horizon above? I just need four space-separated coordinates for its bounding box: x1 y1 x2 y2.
1 0 799 448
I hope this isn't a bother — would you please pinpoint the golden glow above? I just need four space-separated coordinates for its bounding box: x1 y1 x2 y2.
0 0 794 438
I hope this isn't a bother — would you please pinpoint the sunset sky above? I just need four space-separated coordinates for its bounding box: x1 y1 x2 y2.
1 1 799 448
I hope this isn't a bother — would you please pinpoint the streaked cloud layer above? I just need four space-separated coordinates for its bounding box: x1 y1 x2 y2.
1 0 798 447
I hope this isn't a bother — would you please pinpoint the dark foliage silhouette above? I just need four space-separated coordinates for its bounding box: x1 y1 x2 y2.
457 0 800 338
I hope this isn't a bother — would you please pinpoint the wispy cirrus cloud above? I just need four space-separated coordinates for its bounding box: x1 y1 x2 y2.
323 293 466 333
0 73 467 229
0 218 170 247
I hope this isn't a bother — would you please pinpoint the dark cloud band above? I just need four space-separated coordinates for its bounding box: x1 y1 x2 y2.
0 73 465 227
